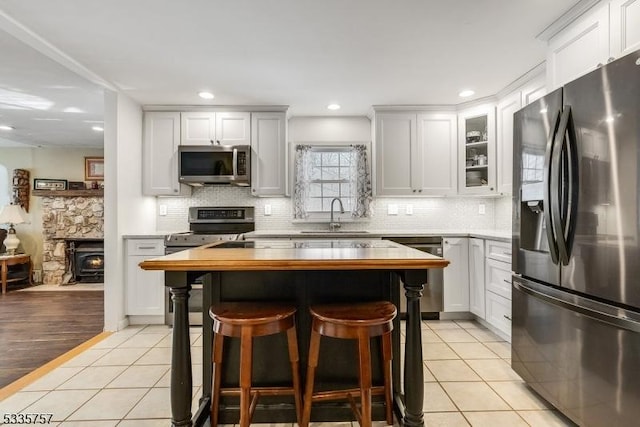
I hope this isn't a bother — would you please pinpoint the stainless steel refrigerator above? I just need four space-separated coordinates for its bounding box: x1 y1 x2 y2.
512 49 640 426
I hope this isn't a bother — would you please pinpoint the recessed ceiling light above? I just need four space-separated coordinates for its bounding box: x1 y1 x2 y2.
92 126 104 132
63 107 84 113
539 108 548 114
458 90 475 98
605 116 615 123
198 91 215 99
327 104 341 110
0 125 14 130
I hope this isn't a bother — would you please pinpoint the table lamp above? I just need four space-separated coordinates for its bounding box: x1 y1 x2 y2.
0 204 28 255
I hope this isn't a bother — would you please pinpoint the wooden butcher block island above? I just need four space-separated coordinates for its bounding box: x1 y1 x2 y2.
140 239 449 427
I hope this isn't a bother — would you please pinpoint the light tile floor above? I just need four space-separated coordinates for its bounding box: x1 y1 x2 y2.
0 320 576 426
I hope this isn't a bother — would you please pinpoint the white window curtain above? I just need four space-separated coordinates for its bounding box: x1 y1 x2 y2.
293 144 372 219
293 145 313 219
348 144 372 218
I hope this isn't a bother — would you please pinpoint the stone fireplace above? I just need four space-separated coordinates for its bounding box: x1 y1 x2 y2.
41 196 104 285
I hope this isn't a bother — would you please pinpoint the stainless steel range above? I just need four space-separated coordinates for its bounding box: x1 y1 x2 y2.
164 207 255 325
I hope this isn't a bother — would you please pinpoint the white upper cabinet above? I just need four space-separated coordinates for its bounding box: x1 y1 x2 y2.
181 112 250 146
610 0 640 57
458 104 496 195
496 91 522 195
416 113 458 196
547 0 640 89
520 74 547 106
181 112 215 145
142 112 191 196
216 112 251 145
547 4 610 89
375 113 416 195
375 111 457 196
251 112 287 196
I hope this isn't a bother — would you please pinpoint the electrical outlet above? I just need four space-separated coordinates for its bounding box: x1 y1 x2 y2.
405 204 413 215
159 204 168 216
387 204 398 215
264 204 272 216
478 203 485 215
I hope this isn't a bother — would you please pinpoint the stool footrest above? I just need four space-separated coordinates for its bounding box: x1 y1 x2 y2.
220 386 298 397
311 385 386 402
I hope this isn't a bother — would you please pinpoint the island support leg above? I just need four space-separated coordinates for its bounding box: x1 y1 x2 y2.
402 271 426 427
167 271 193 427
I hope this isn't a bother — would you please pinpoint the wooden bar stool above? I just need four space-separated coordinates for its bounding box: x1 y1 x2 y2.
209 302 302 427
301 301 397 427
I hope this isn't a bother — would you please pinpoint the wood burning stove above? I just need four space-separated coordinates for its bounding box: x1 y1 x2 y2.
67 239 104 283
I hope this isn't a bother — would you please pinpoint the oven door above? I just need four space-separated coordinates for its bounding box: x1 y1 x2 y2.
164 247 204 326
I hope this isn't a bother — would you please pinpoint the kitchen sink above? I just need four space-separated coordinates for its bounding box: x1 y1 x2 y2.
300 230 369 234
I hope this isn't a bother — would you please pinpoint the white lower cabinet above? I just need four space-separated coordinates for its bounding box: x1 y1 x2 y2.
483 240 512 339
468 238 485 318
443 237 469 312
486 258 512 300
485 291 512 337
126 238 165 321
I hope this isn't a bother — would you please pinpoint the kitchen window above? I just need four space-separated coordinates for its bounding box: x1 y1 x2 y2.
293 144 372 219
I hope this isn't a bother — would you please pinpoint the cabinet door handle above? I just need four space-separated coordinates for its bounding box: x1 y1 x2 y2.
138 246 157 250
503 251 511 255
503 315 512 321
503 279 511 284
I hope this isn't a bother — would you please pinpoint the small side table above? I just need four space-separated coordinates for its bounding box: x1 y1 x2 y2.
0 253 32 294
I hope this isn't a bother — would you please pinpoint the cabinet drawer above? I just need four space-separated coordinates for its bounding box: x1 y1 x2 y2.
485 258 512 300
127 239 164 256
486 240 512 263
486 291 511 337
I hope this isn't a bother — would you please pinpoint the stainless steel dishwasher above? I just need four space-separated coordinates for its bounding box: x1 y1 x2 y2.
384 236 444 319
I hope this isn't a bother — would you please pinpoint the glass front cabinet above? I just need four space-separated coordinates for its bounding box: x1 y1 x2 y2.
458 105 496 195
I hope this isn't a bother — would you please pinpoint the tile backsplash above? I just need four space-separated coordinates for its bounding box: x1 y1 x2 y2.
156 186 511 233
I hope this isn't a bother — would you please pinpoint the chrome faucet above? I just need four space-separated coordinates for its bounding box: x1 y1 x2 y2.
329 197 345 231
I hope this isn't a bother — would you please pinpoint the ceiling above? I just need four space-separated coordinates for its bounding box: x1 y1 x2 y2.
0 0 580 148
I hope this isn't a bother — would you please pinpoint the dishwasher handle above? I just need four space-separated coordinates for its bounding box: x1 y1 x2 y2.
409 244 442 255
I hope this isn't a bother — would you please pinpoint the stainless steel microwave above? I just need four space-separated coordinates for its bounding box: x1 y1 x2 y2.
178 145 250 186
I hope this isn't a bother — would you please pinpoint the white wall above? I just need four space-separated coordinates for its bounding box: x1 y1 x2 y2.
104 89 151 331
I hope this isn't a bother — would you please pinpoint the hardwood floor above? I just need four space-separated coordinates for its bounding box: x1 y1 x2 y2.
0 290 104 388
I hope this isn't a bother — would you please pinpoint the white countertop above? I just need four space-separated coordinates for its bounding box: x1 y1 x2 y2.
122 230 511 243
122 233 169 239
245 229 511 242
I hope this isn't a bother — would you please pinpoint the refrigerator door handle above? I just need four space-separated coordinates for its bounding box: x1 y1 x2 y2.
563 106 579 265
551 106 578 265
544 110 561 265
513 278 640 333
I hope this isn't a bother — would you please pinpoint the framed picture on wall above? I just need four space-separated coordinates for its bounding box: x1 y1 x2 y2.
34 178 67 190
85 157 104 181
